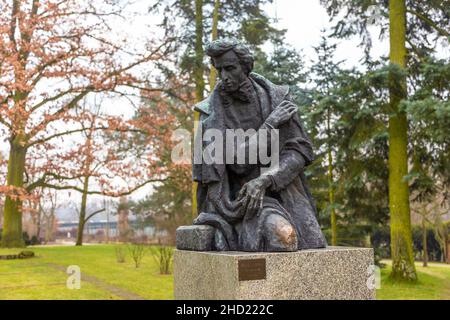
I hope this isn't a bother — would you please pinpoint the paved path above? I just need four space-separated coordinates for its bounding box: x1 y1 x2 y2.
30 242 96 247
421 262 450 268
381 259 450 268
0 282 64 290
47 263 146 300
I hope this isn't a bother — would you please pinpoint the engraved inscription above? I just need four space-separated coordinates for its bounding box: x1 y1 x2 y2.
238 258 266 281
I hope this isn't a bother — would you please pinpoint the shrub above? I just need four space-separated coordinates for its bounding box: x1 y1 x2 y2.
18 251 35 259
30 235 41 245
23 232 30 245
0 251 35 260
127 242 146 268
150 246 174 275
115 245 126 263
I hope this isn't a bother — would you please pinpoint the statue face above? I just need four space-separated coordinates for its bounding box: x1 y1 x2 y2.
212 50 246 93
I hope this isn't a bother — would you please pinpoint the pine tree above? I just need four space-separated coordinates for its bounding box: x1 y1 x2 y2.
320 0 448 281
309 35 345 246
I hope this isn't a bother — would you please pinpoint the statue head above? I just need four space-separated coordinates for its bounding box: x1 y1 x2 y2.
206 38 254 93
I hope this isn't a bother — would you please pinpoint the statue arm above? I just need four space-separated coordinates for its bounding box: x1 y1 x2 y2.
262 113 314 192
232 122 278 165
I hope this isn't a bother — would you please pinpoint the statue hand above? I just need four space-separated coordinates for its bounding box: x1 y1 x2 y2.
237 175 272 218
265 100 298 128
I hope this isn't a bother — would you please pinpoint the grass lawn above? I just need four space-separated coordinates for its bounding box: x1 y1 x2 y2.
0 245 173 300
1 245 449 300
376 260 450 300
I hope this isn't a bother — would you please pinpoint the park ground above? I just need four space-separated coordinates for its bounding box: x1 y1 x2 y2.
0 245 449 300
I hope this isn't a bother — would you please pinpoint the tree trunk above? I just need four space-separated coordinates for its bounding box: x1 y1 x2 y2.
36 209 41 241
446 240 449 264
388 0 417 281
194 0 205 102
437 222 449 264
105 208 110 244
422 217 428 267
327 108 337 246
192 0 205 219
209 0 220 90
75 175 89 246
45 213 55 244
1 140 27 248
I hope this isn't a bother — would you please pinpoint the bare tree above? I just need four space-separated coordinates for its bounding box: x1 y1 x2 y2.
69 199 106 246
412 185 450 264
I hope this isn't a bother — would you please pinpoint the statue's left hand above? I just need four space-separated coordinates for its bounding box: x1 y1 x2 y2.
237 175 272 218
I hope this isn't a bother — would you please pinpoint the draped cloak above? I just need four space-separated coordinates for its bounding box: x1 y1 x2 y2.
193 73 327 251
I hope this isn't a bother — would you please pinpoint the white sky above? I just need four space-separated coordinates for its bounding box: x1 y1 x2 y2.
265 0 389 67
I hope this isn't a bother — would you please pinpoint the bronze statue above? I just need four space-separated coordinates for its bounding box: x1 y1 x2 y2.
180 38 326 252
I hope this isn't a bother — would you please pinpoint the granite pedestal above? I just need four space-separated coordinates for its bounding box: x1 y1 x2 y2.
174 247 376 300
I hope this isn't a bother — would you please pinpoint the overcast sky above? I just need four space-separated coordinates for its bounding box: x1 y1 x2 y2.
265 0 389 66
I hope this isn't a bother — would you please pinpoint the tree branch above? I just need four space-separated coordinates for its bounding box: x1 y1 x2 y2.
28 127 93 147
28 125 147 148
19 0 40 62
26 172 89 192
9 0 19 48
37 178 166 197
0 114 11 129
28 89 91 138
407 9 450 38
406 39 426 62
108 39 173 78
84 208 106 224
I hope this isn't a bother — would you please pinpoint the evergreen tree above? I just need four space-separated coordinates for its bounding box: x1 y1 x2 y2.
320 0 449 281
308 35 344 246
305 35 391 247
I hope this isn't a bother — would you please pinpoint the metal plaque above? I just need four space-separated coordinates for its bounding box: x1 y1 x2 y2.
238 258 266 281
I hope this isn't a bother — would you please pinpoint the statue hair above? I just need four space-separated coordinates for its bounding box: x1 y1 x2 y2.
205 38 254 75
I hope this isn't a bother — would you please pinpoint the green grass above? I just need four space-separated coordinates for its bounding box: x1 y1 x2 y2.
0 245 173 300
1 245 449 300
376 261 450 300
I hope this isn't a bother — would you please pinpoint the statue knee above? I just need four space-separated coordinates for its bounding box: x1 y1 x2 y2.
214 229 229 251
263 213 298 251
277 222 297 247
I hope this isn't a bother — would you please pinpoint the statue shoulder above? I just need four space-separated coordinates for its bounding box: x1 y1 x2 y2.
193 97 211 116
249 72 290 101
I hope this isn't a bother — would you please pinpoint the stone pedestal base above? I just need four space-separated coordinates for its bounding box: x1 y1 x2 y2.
174 247 375 300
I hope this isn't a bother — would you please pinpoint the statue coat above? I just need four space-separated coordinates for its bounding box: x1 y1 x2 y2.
193 73 327 251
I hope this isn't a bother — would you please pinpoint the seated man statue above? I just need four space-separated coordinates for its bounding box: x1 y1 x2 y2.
191 38 327 252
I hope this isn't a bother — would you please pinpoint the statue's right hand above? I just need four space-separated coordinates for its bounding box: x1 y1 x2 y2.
265 100 298 128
